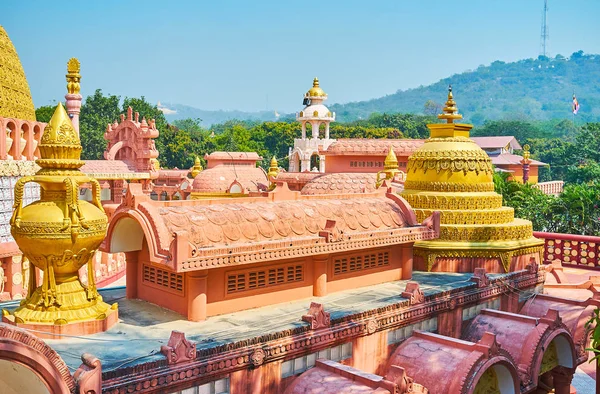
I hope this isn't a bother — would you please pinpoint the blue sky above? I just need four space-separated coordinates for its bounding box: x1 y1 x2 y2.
4 0 600 113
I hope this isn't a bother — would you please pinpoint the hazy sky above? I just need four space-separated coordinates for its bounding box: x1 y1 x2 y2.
4 0 600 113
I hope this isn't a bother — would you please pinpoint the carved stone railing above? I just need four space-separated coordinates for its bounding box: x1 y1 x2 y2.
532 181 564 195
0 117 46 160
534 231 600 269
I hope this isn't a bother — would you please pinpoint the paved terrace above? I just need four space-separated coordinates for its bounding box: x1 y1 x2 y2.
0 271 519 373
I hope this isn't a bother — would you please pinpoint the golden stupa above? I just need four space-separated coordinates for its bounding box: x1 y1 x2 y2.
2 103 117 336
0 25 36 121
401 87 543 272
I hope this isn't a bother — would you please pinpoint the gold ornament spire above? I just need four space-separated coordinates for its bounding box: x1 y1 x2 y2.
522 144 531 162
66 57 81 94
37 103 83 171
267 156 280 183
437 85 463 124
306 77 327 97
376 146 403 187
0 25 36 120
190 156 203 178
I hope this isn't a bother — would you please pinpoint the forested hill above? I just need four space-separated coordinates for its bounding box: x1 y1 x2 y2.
330 51 600 124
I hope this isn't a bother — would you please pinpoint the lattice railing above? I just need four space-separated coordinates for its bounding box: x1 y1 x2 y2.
534 231 600 269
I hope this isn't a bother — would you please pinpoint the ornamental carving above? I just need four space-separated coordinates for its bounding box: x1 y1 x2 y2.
414 245 543 272
470 268 490 288
250 348 266 367
73 353 101 394
402 193 503 211
407 149 493 175
0 26 36 120
403 180 495 193
438 222 534 242
401 281 425 305
302 302 331 330
160 330 197 365
0 160 39 176
366 319 378 335
415 207 514 226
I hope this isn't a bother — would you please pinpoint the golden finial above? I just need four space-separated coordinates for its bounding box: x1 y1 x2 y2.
384 146 398 170
38 103 83 170
522 144 531 162
267 156 280 182
66 57 81 94
376 146 403 187
191 156 203 178
306 77 326 97
437 85 463 124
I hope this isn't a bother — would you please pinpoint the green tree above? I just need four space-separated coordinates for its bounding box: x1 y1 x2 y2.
79 89 121 160
35 105 56 123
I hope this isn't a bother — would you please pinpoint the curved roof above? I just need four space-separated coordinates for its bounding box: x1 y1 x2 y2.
388 331 519 394
159 196 408 248
301 173 377 195
204 151 262 161
324 139 424 156
298 104 332 120
191 166 268 193
0 26 36 120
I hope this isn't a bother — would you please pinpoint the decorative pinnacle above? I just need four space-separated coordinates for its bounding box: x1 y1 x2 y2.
522 144 531 162
384 146 398 170
190 156 203 178
437 85 463 123
270 156 278 167
66 58 81 95
306 77 326 98
37 103 83 169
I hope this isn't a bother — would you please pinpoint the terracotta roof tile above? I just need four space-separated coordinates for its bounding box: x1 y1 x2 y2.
471 136 521 150
191 166 268 193
489 153 547 166
323 139 424 156
301 173 378 195
204 151 262 161
81 160 137 173
158 196 408 249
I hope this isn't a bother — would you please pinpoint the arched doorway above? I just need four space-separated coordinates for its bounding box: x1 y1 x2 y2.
310 153 320 172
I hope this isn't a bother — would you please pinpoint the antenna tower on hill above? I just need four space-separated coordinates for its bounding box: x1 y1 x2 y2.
539 0 549 57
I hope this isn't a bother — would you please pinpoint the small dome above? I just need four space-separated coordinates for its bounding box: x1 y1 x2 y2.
299 104 331 119
0 25 36 120
305 77 327 98
191 166 268 193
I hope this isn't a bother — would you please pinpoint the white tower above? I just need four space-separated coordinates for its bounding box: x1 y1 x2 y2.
289 78 336 172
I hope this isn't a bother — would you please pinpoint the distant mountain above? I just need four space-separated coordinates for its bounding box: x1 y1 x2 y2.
161 51 600 126
330 51 600 124
160 102 280 127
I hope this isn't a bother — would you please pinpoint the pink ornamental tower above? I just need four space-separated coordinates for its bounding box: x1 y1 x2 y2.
65 58 82 135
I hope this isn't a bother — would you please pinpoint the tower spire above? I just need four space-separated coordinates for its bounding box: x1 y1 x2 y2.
437 85 463 124
540 0 549 57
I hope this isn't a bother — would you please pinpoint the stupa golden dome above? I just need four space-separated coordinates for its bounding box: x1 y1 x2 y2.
401 86 543 273
306 77 327 98
0 25 36 121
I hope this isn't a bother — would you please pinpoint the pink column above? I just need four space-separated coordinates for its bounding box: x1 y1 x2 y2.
187 270 208 322
313 255 328 297
65 93 82 136
125 252 138 299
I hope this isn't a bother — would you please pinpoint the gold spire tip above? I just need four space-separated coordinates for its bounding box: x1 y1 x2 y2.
437 84 462 123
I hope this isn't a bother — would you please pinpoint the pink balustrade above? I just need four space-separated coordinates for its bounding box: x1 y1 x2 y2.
532 180 564 195
0 118 46 160
534 231 600 269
